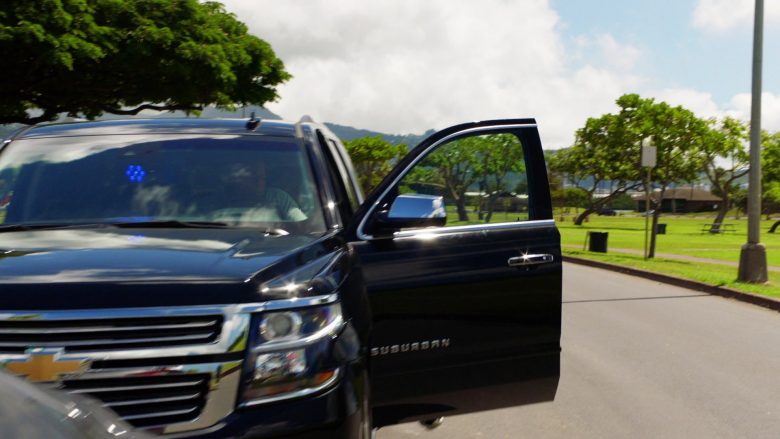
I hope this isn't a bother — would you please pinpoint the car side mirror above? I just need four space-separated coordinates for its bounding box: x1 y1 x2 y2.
373 194 447 235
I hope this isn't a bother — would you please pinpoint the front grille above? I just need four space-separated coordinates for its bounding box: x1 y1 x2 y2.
0 315 223 353
62 374 211 428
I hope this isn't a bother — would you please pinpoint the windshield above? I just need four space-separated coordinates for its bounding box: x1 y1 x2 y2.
0 133 327 234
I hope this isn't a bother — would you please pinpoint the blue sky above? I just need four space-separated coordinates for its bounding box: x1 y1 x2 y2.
554 0 779 107
223 0 780 148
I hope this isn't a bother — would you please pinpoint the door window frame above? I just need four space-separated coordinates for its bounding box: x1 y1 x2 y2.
356 123 548 240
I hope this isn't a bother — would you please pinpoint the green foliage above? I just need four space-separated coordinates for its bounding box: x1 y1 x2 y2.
400 133 526 223
0 0 290 124
421 135 482 221
608 193 635 210
551 187 589 208
700 117 749 227
762 131 780 183
343 136 407 194
555 93 711 236
758 132 780 214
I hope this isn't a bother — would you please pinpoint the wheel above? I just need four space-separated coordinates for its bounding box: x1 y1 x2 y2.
419 417 444 430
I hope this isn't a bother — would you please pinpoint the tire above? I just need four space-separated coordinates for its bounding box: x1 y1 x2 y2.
419 417 444 430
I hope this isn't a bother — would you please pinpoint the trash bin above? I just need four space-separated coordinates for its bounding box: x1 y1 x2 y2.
656 223 667 235
588 231 608 253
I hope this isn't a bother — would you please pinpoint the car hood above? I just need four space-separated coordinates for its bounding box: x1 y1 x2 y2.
0 228 335 309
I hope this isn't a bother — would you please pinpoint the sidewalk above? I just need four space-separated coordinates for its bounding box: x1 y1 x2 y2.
562 244 780 273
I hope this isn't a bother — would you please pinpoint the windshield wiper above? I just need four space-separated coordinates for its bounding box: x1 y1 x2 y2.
109 220 230 229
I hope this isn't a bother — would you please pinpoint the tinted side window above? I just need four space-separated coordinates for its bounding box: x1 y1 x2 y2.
327 139 360 213
398 132 530 227
316 131 353 222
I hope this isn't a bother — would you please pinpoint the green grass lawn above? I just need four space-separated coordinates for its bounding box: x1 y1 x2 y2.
556 211 780 299
557 213 780 266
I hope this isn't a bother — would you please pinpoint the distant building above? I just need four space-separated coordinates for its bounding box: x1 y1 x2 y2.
631 187 720 213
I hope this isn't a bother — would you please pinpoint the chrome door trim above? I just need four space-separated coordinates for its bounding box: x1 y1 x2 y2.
390 219 556 240
356 123 538 241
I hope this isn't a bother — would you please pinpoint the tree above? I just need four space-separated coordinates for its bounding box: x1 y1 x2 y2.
343 136 407 194
700 117 749 233
635 96 708 257
761 131 780 231
549 102 644 226
0 0 290 125
427 136 481 222
559 94 709 257
475 134 526 223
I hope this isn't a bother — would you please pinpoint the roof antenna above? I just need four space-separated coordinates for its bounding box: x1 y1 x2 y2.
246 111 260 131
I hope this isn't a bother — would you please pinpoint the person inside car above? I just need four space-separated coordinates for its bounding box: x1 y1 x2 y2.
227 161 306 222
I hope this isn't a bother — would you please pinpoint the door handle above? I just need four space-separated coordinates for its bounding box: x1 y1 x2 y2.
507 254 554 267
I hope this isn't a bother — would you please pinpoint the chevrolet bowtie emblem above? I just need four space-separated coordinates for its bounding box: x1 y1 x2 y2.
3 348 90 382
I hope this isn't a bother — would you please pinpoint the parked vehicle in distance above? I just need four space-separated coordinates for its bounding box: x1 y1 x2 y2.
0 117 562 438
597 208 617 216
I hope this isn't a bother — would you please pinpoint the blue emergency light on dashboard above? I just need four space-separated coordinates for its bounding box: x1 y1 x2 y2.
125 165 146 183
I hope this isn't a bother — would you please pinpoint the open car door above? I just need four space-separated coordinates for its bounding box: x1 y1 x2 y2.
347 119 562 427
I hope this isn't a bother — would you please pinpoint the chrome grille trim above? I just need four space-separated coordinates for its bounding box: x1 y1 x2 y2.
0 333 214 348
68 379 206 394
104 393 202 408
0 320 218 334
56 361 243 434
0 313 224 354
123 407 200 421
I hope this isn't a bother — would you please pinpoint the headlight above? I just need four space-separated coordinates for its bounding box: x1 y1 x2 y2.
240 303 343 406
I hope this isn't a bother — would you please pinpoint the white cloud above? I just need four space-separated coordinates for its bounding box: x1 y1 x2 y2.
692 0 780 32
650 88 722 118
220 0 642 148
726 92 780 132
645 88 780 133
570 34 641 71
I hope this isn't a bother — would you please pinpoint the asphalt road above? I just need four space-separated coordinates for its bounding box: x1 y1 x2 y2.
378 263 780 439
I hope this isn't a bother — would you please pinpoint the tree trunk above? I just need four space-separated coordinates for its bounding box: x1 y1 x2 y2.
484 198 494 223
769 220 780 233
574 207 596 226
455 196 469 222
648 189 665 259
648 209 661 258
710 196 729 233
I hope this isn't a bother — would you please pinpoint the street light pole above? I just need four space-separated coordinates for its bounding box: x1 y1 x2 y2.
738 0 768 283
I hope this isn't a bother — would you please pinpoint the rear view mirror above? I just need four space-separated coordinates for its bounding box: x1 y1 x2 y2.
374 194 446 234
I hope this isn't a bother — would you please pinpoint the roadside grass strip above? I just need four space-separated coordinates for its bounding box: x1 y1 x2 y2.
563 248 780 299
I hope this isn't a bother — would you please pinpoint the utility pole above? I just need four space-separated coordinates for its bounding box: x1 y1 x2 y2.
738 0 768 283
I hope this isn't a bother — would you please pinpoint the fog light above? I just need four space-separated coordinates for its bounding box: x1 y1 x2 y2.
260 312 301 341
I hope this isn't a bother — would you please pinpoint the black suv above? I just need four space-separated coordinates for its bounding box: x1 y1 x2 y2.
0 117 561 438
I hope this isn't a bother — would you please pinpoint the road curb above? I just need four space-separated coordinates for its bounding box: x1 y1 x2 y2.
562 255 780 313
